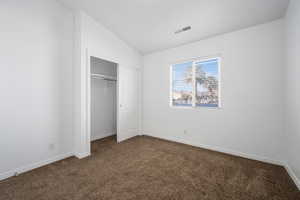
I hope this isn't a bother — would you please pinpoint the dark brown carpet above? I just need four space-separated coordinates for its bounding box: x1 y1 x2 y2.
0 135 299 200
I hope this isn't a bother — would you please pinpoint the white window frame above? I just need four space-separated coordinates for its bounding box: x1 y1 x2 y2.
170 56 221 109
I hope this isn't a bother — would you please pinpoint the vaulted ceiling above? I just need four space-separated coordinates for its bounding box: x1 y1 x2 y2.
60 0 290 54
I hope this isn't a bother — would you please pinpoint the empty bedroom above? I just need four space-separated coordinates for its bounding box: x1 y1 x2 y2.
0 0 299 199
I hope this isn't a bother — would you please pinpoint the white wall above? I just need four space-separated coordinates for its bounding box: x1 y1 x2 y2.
0 0 73 179
73 12 142 157
285 0 300 187
142 20 285 163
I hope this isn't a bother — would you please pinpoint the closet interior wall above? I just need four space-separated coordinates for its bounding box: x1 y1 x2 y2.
90 56 117 141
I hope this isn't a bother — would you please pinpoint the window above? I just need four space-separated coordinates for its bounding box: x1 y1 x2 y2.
171 57 220 108
171 61 193 107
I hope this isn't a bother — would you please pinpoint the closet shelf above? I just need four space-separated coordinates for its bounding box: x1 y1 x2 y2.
91 73 117 81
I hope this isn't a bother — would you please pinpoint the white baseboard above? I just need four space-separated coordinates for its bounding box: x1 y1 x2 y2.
143 133 284 166
0 152 73 181
138 129 143 136
75 151 91 159
284 164 300 190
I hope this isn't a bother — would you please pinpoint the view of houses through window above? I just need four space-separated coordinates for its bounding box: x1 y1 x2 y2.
171 58 220 108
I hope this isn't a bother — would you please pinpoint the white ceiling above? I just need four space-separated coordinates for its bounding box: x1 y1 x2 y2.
60 0 290 54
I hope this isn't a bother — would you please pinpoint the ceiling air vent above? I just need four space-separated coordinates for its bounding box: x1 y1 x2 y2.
174 26 191 34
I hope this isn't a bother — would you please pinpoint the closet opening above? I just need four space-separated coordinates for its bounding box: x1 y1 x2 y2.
89 56 118 152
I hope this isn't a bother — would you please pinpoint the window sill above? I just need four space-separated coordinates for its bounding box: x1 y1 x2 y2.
169 105 222 110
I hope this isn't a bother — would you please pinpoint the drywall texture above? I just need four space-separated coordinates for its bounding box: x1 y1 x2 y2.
0 0 73 178
91 57 117 141
143 20 285 163
285 0 300 184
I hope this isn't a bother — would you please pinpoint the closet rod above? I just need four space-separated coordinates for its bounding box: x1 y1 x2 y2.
91 73 117 81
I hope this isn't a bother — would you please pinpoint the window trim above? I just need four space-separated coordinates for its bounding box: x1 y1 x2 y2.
169 56 222 109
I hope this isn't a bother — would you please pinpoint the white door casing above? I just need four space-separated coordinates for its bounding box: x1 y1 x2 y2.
75 49 140 158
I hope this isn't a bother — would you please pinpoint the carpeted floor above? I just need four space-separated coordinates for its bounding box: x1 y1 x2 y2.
0 135 299 200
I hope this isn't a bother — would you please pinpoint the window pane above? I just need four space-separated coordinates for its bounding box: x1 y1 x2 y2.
195 59 219 107
172 62 193 107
